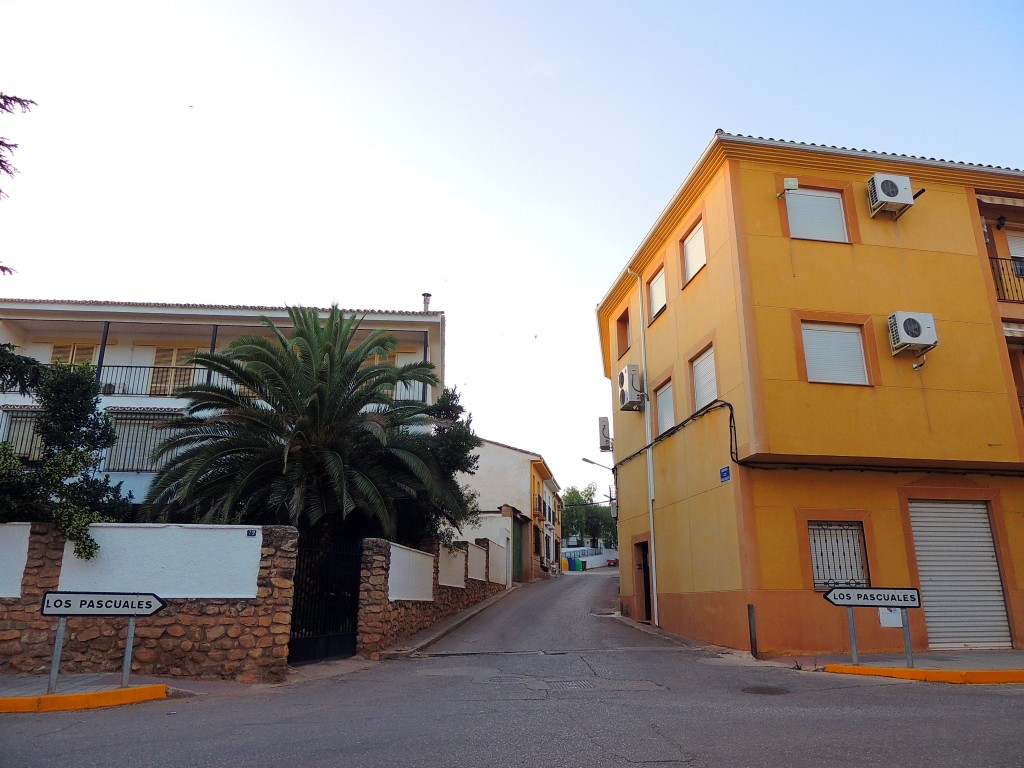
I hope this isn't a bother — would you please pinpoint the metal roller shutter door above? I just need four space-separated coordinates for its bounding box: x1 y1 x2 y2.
908 501 1011 650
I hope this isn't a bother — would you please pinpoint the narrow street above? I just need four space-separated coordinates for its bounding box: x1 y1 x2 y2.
3 571 1022 768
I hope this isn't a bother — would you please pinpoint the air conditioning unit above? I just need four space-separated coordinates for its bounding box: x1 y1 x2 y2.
867 173 914 218
617 364 644 411
598 416 613 451
888 311 938 355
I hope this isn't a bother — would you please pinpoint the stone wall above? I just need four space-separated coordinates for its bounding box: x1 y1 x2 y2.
356 538 505 659
0 523 297 683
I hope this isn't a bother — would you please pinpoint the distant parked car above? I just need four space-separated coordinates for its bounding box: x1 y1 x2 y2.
606 558 619 567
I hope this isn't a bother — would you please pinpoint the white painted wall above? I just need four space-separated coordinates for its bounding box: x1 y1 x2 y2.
456 513 512 587
488 542 506 584
388 543 434 601
57 523 263 598
438 547 465 588
563 548 619 570
0 523 31 598
459 441 533 512
467 543 486 581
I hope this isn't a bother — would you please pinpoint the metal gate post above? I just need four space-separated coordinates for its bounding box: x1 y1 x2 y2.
121 616 137 687
47 617 68 694
847 606 859 665
901 608 914 668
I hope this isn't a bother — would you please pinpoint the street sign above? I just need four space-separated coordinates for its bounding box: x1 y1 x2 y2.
41 591 167 617
823 587 920 609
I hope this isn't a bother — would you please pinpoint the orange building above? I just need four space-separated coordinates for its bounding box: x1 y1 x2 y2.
597 132 1024 656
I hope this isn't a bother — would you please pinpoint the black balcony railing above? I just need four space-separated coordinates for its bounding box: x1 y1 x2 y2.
990 257 1024 302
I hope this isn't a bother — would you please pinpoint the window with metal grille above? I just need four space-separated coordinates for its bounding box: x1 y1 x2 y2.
106 413 177 472
4 411 43 462
808 521 870 590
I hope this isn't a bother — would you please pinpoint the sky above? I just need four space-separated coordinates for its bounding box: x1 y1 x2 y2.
2 0 1023 496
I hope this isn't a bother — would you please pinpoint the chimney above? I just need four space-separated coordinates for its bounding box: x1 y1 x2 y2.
422 292 432 311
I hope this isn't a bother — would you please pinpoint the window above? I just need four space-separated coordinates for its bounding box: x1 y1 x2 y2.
692 347 717 410
106 413 177 471
50 344 95 365
4 410 43 463
150 347 199 396
1008 233 1024 278
616 309 630 357
682 222 706 283
808 521 870 590
654 380 674 436
801 322 868 384
648 267 666 320
786 188 848 243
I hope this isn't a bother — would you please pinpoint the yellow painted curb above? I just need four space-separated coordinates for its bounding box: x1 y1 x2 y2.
825 665 1024 684
0 684 167 713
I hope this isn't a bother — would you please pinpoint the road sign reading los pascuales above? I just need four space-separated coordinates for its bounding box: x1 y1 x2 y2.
823 587 920 609
41 591 167 617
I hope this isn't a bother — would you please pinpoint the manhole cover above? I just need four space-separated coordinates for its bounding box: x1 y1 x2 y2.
742 686 790 696
549 679 595 690
488 676 525 684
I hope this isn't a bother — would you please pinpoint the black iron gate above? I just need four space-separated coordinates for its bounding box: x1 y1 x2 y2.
288 537 363 665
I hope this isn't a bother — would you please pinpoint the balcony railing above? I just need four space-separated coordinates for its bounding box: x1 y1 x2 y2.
4 364 426 401
990 257 1024 302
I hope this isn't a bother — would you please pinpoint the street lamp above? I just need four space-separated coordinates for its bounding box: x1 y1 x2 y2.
582 457 613 471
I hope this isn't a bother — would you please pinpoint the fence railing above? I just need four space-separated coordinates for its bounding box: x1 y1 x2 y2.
990 257 1024 303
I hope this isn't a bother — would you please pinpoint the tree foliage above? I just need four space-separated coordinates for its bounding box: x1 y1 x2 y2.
0 343 43 394
0 92 36 275
392 386 482 546
562 482 617 549
143 306 462 541
0 362 133 558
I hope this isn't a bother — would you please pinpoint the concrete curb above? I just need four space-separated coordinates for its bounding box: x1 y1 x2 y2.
0 684 168 713
824 664 1024 684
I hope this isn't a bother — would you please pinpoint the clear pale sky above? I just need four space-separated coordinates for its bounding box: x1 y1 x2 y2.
2 1 1022 496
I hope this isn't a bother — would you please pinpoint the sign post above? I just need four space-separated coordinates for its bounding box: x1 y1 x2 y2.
41 591 167 693
823 587 921 667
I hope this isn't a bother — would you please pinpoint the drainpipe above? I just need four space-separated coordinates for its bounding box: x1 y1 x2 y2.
626 267 659 627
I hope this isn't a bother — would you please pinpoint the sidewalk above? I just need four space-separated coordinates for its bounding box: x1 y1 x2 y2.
0 586 516 713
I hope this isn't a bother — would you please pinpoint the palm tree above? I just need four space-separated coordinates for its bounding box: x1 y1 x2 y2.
143 306 457 538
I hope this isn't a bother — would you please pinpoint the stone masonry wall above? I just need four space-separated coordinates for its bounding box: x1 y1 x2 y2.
356 537 505 660
0 523 297 683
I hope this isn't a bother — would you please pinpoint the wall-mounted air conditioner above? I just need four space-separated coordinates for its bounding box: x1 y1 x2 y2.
598 416 613 451
868 173 915 218
617 364 644 411
888 311 938 355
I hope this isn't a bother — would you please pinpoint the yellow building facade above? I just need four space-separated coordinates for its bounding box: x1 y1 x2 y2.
597 132 1024 656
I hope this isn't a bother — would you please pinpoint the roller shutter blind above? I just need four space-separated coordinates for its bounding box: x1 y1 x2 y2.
908 501 1011 650
786 188 848 243
801 323 868 384
692 347 717 410
649 268 666 319
683 222 706 282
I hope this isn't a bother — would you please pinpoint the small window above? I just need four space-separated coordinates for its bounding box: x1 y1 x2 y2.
4 410 43 463
654 380 674 436
649 267 666 320
808 521 870 590
786 188 848 243
616 309 630 357
1008 233 1024 278
50 344 95 365
692 347 717 410
801 322 868 385
106 413 177 472
682 222 707 283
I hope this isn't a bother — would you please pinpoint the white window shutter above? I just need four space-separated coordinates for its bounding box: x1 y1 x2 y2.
649 268 666 319
692 347 717 410
802 323 868 384
787 189 848 243
1008 234 1024 260
683 222 706 282
655 381 674 436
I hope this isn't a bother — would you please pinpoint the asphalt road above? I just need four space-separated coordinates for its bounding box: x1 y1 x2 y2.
4 570 1023 768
